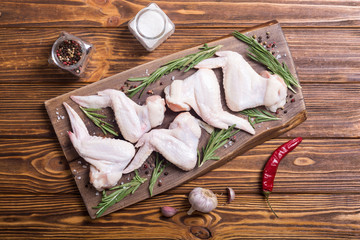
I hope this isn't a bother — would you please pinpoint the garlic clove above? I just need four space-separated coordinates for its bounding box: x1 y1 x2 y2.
226 187 235 204
187 187 218 215
160 206 178 217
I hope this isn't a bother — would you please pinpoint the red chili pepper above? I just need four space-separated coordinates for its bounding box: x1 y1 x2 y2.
262 137 303 218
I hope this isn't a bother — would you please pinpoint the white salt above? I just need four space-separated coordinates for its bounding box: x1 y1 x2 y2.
128 3 175 51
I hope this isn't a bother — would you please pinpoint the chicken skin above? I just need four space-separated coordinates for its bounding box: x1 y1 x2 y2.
71 89 166 143
63 102 135 191
195 51 287 112
123 112 201 173
164 68 255 135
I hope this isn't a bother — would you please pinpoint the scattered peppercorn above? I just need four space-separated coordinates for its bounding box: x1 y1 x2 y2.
164 172 168 176
284 110 288 114
144 164 148 169
158 181 162 187
56 40 82 66
289 94 293 98
145 170 149 175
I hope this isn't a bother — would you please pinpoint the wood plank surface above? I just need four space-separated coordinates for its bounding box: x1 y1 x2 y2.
1 28 360 84
0 194 360 239
1 83 359 139
1 0 360 28
1 0 360 238
2 138 360 195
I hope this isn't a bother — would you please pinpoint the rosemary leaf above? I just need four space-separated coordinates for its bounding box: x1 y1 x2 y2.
240 108 280 127
248 116 255 129
101 125 119 136
149 154 166 196
80 106 118 137
232 31 301 92
83 108 102 112
127 44 223 98
86 112 107 119
93 170 147 218
198 125 239 167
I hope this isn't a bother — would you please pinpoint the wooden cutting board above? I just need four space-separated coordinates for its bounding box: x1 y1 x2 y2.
45 20 307 219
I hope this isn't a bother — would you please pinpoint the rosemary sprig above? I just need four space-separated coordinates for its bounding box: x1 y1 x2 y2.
198 125 240 167
149 154 166 197
232 31 301 93
93 170 147 218
80 106 118 136
240 109 280 129
127 43 223 98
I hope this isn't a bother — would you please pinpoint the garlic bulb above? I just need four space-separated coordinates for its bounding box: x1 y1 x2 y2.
187 187 218 215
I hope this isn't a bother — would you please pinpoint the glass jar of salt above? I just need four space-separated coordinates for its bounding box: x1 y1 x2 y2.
49 32 94 77
128 3 175 52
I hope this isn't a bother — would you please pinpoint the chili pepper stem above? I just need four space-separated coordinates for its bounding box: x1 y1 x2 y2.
264 191 279 218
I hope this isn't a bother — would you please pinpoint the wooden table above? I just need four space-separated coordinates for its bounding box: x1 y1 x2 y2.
1 1 359 239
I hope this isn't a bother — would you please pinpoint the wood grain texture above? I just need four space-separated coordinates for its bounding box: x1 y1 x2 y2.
1 0 360 237
2 138 360 195
0 193 360 239
1 28 360 84
1 0 360 28
1 83 359 139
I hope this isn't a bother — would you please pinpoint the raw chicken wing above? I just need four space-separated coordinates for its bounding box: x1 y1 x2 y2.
71 89 166 143
195 51 287 112
164 68 255 134
123 112 201 173
63 102 135 191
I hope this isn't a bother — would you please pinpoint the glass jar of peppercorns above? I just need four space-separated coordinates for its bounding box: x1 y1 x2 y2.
49 32 93 77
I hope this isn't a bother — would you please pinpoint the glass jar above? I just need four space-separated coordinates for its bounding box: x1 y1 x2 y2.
128 3 175 52
49 32 93 77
